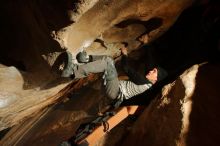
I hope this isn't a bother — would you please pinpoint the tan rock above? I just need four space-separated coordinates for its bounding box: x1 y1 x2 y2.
121 63 220 146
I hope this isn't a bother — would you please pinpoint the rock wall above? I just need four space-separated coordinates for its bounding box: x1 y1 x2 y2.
58 0 194 55
120 63 220 146
0 0 193 131
0 1 219 145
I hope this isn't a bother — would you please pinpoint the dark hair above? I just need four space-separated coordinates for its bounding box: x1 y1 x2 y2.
144 66 168 82
156 66 168 82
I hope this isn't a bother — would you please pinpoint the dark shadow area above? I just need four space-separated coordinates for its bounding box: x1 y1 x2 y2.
153 0 219 71
115 17 163 36
114 17 163 42
0 0 80 89
186 63 220 146
0 128 11 141
0 58 27 71
0 0 74 66
94 39 108 48
122 0 220 106
36 0 76 30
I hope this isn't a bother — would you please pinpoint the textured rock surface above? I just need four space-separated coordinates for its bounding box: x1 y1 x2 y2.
58 0 193 55
0 75 105 146
1 0 219 145
2 63 220 146
0 0 193 131
0 66 70 131
119 63 220 146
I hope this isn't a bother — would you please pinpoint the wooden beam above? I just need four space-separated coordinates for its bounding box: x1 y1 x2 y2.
77 106 139 146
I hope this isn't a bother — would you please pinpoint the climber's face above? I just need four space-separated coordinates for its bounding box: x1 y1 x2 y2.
145 68 158 84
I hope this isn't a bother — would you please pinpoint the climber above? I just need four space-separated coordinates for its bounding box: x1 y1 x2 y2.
54 45 167 109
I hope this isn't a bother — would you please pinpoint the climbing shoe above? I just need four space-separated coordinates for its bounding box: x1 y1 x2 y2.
76 51 91 63
52 51 76 78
